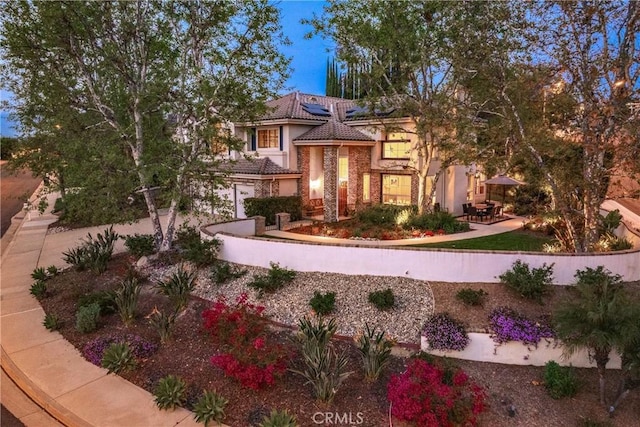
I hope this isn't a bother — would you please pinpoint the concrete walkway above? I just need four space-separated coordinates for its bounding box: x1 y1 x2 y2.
1 191 201 427
266 216 525 246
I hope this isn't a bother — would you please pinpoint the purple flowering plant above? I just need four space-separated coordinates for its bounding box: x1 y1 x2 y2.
489 306 555 346
83 333 157 366
422 312 470 351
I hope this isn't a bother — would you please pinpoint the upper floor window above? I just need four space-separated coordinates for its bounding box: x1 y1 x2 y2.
382 132 411 159
258 128 279 149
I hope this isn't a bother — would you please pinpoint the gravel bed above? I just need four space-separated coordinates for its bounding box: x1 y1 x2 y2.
163 262 436 345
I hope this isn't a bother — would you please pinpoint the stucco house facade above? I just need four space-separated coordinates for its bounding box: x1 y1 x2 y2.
221 92 485 222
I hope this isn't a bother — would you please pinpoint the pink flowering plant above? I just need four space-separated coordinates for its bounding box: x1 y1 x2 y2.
387 357 486 426
202 293 290 389
422 312 470 351
489 306 555 346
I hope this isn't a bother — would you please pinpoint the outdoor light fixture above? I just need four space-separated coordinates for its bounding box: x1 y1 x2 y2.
310 179 321 190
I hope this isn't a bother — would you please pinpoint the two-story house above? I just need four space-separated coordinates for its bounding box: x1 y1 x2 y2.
222 92 483 222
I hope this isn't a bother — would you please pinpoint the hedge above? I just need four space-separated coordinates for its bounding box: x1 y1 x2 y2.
243 196 302 226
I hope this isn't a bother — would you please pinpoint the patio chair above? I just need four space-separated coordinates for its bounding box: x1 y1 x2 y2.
467 206 478 221
462 203 470 216
485 206 495 222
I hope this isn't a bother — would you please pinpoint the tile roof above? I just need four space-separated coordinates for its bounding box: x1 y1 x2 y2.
220 158 298 175
293 120 373 142
260 92 358 122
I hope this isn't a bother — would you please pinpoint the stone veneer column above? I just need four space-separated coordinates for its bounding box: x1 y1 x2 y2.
323 146 338 222
298 147 311 203
253 216 266 236
348 146 372 212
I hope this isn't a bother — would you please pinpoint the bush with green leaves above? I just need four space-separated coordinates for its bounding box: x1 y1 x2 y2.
543 361 580 399
77 291 117 315
154 375 187 410
290 316 352 404
368 288 395 310
114 277 141 326
248 262 296 295
43 313 62 331
149 307 177 344
75 302 101 333
210 262 246 284
259 409 298 427
456 288 487 306
101 342 137 374
156 266 197 311
46 265 59 276
30 280 47 299
405 210 470 233
175 225 220 266
123 233 156 257
499 260 554 303
356 323 393 382
192 390 228 426
356 204 416 226
63 226 119 273
243 195 303 226
309 291 336 316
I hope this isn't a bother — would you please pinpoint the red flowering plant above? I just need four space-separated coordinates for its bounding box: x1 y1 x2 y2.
202 293 290 389
387 357 486 426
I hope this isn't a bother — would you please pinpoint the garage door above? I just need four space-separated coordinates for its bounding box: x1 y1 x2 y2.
235 184 254 218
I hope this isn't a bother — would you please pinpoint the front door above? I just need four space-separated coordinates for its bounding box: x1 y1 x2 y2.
338 181 348 216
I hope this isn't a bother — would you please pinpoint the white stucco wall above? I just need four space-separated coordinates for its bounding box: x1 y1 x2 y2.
421 335 622 369
201 228 640 285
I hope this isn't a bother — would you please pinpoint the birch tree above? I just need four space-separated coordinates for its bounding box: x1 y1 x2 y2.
1 0 290 250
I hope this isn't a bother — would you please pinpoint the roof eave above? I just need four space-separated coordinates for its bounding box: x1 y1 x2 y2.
229 173 302 180
293 139 376 146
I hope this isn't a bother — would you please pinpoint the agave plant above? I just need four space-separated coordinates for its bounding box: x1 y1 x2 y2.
192 390 228 426
156 266 197 311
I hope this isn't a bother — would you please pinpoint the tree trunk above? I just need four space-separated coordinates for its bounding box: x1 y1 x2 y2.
595 350 611 406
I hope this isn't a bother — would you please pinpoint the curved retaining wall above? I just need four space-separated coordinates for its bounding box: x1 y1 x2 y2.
421 335 622 369
202 225 640 285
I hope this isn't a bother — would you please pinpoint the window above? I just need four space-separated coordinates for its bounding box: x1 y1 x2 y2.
382 132 411 159
258 128 279 148
382 174 411 205
363 173 370 202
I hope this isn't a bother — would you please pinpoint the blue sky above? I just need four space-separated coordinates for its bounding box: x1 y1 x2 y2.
0 0 331 137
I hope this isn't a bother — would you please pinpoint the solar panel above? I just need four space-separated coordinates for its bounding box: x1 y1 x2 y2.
301 103 332 117
345 106 369 118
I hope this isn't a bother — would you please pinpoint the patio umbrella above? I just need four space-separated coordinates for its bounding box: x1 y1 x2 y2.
484 175 525 203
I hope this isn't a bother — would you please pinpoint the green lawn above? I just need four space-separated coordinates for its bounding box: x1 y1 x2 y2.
410 229 556 251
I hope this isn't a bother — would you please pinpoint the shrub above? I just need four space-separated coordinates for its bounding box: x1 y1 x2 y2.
123 233 156 257
148 307 178 344
356 323 393 382
489 306 555 345
30 280 47 299
31 267 48 281
82 334 157 366
154 375 187 410
356 204 416 226
156 266 197 311
210 262 246 284
387 358 486 426
499 260 554 303
101 342 137 374
114 277 141 326
203 293 289 390
593 233 633 252
192 390 228 426
175 225 220 266
75 302 101 333
43 313 62 331
243 195 303 226
62 226 119 273
368 288 395 310
248 262 296 296
309 291 336 316
544 361 579 399
77 290 117 315
259 409 298 427
422 313 470 351
406 210 470 234
456 288 487 306
290 316 352 404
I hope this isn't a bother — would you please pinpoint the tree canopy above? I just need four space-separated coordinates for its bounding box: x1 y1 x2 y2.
1 0 290 249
